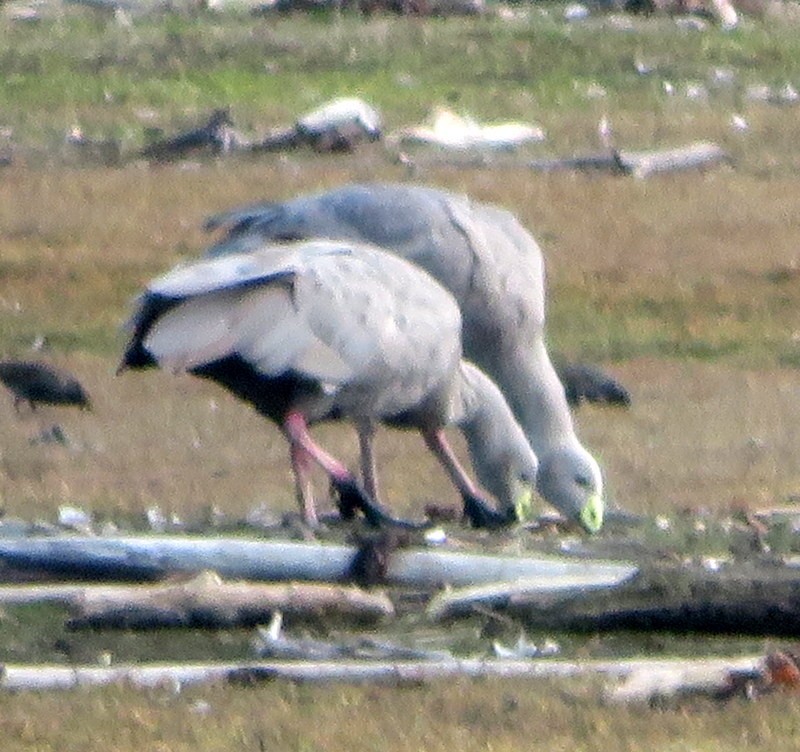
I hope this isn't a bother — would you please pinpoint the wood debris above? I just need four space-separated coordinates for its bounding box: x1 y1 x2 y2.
65 571 395 628
0 535 638 590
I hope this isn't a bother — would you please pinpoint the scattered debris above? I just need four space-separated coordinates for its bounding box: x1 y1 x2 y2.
28 424 71 447
493 633 560 659
57 506 93 533
140 108 242 162
65 125 123 166
252 611 450 660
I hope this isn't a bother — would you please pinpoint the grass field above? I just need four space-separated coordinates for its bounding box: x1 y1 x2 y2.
2 5 800 750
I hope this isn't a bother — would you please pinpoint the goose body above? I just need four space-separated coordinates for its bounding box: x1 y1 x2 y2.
204 183 605 533
120 240 543 528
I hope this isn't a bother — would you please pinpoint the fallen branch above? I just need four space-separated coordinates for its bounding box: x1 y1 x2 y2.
607 649 800 704
140 109 242 162
606 662 761 705
525 141 731 177
622 142 732 178
400 141 730 178
426 572 637 621
506 561 800 636
63 571 394 629
0 535 637 590
526 141 730 178
0 655 763 693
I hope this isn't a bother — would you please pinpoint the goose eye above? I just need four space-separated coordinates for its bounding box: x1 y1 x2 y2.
575 475 592 489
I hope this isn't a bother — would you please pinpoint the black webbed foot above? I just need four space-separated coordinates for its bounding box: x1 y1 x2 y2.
331 477 429 530
462 493 516 529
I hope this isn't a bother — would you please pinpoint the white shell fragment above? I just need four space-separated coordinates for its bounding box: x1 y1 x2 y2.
392 108 545 151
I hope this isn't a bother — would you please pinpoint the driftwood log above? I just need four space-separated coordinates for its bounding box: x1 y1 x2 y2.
427 574 637 621
60 571 394 629
401 141 730 178
140 109 240 162
0 655 764 693
0 536 637 590
502 561 800 636
525 142 731 178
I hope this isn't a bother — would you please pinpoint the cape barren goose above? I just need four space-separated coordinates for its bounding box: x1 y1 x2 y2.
119 240 545 529
0 360 91 412
204 183 605 533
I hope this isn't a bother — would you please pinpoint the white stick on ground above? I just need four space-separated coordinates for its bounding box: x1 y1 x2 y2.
0 656 764 693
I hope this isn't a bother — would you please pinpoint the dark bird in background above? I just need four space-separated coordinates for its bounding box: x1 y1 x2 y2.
0 361 91 412
554 361 631 408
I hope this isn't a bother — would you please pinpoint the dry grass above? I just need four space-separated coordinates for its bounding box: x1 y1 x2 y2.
2 677 800 752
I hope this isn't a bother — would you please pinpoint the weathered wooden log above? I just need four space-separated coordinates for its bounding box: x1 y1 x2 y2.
140 109 240 162
0 655 763 692
505 562 800 636
622 142 732 178
607 649 800 704
397 141 730 178
606 662 763 704
525 142 731 178
0 536 637 590
427 573 637 621
62 571 394 629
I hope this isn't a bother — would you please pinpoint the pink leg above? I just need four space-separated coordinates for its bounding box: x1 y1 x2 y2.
289 442 318 526
284 411 352 481
284 411 354 525
283 411 425 529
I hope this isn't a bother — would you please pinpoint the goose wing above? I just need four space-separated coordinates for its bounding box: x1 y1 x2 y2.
122 241 462 413
121 242 352 380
